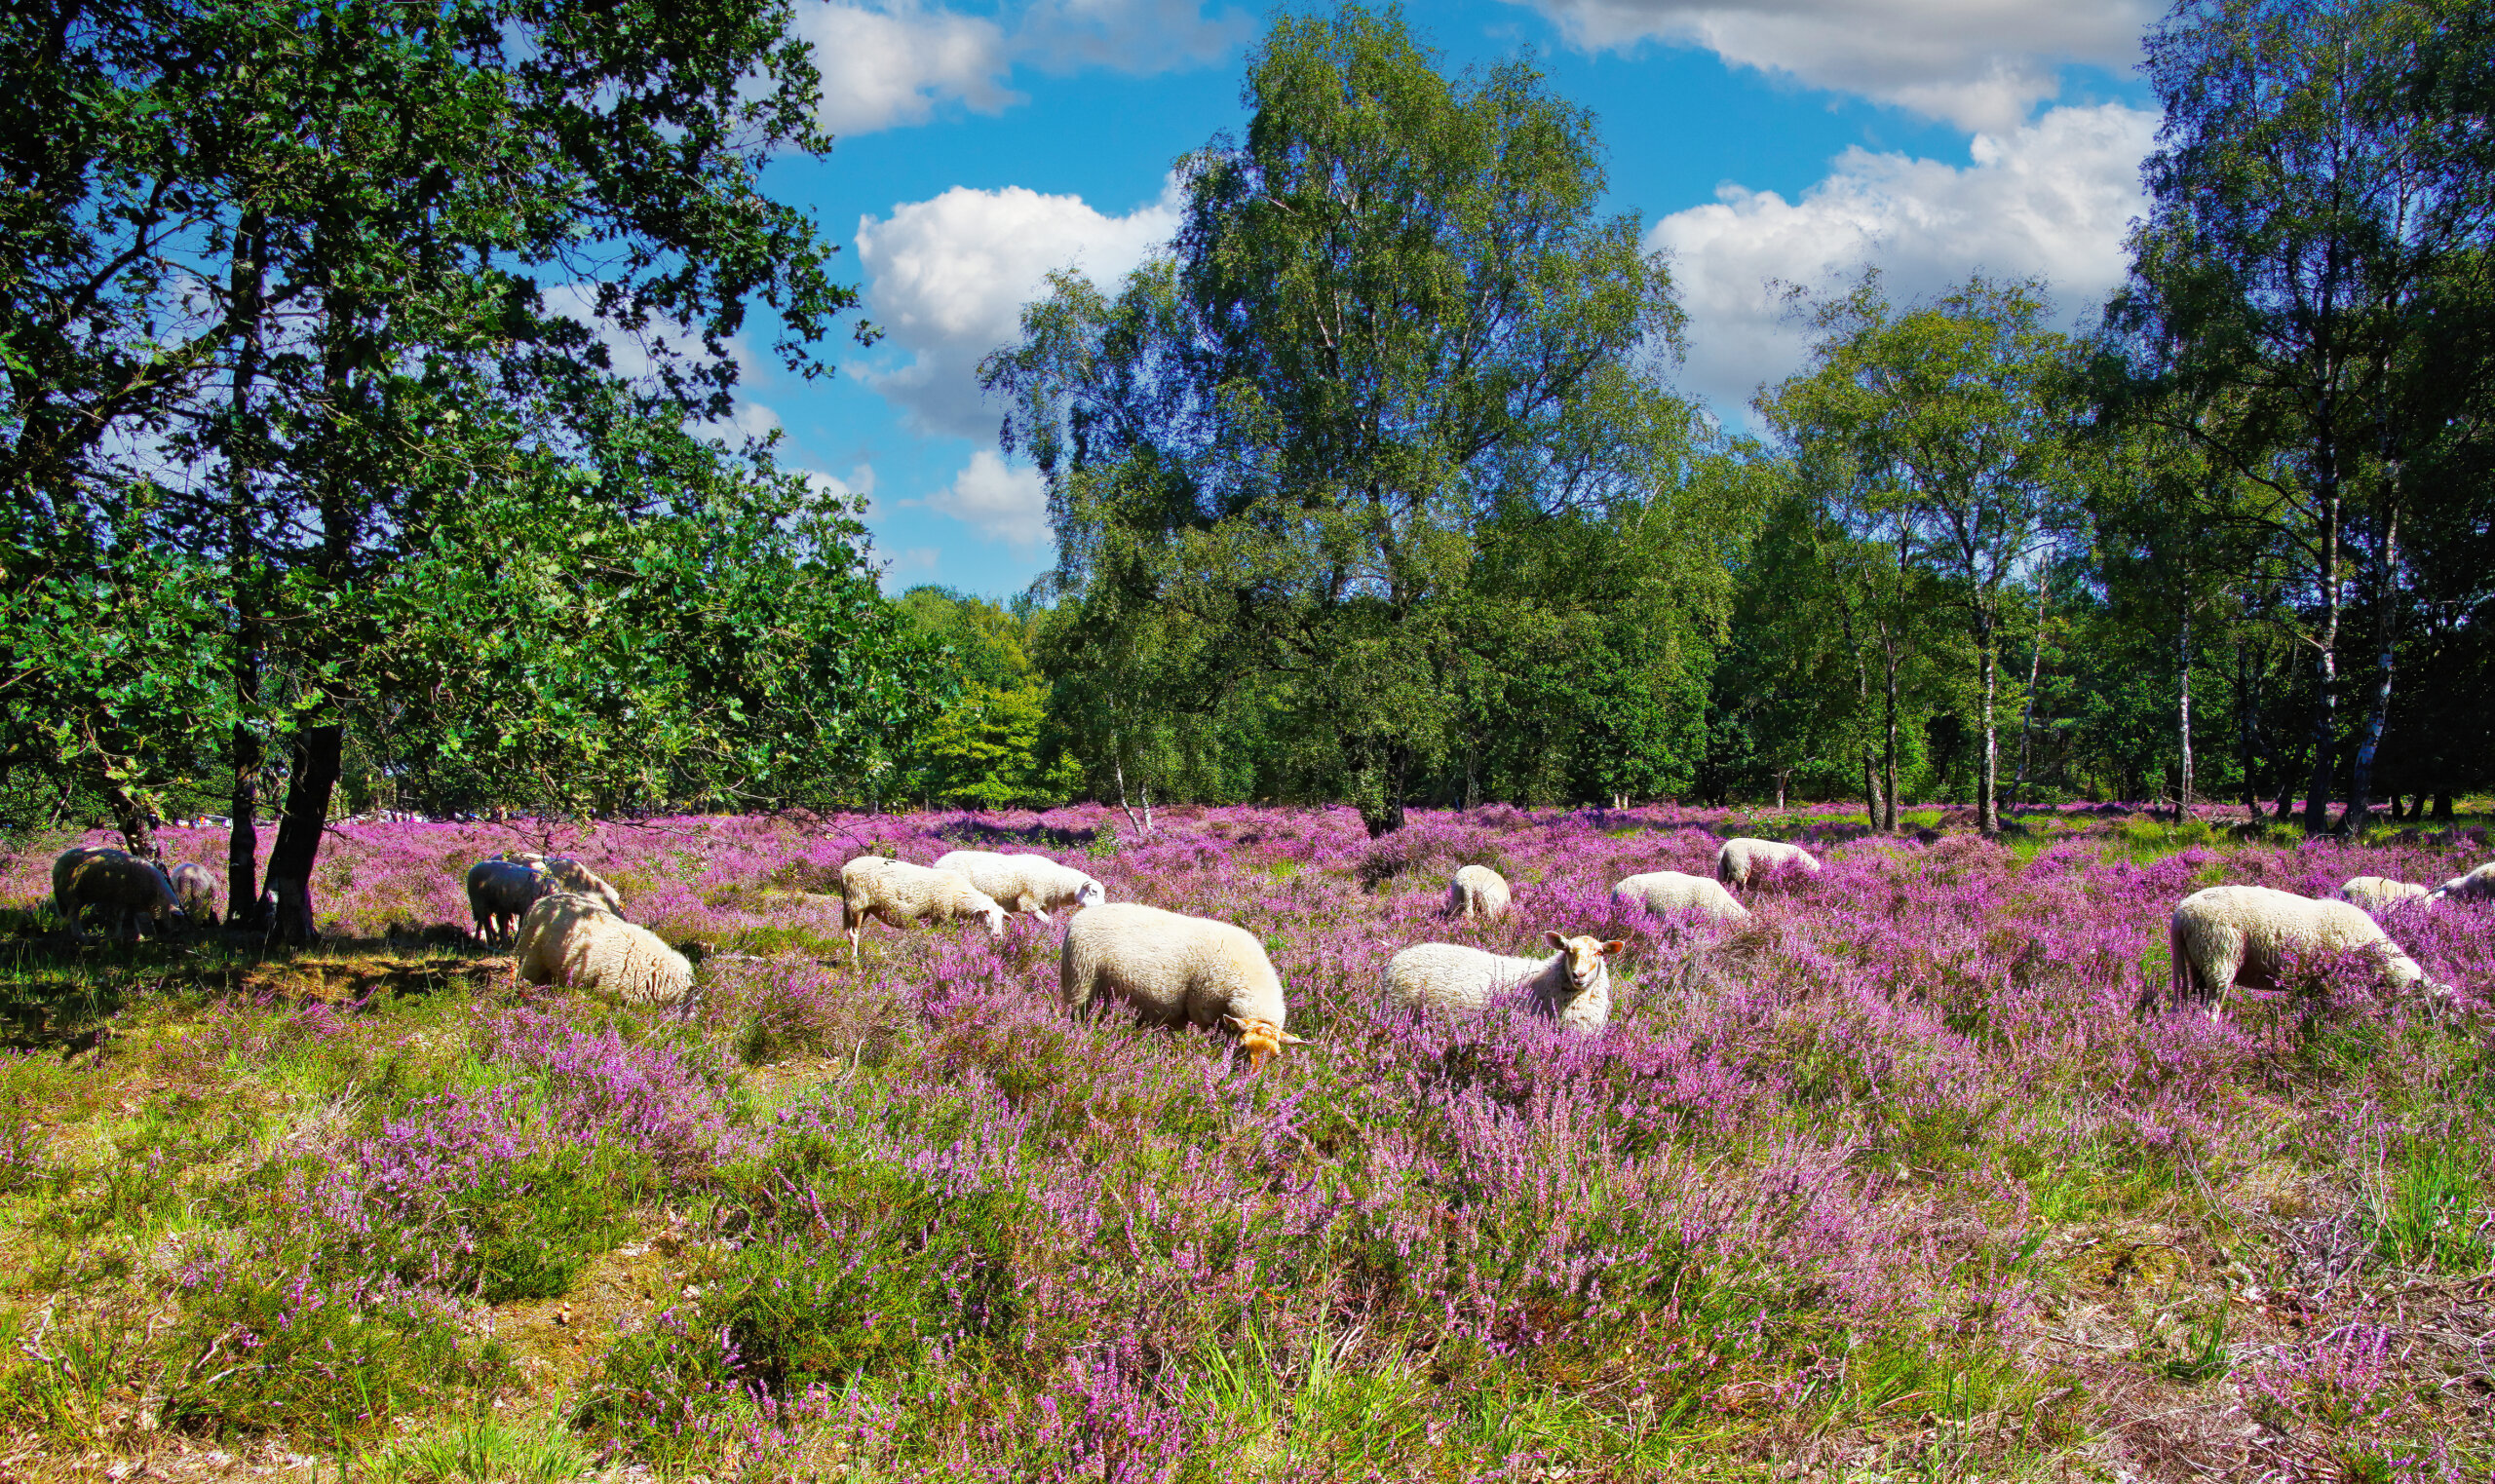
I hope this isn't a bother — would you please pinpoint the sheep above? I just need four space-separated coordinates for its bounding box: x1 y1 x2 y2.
513 892 694 1009
931 849 1105 924
1382 932 1625 1034
1611 870 1750 924
542 856 624 916
1716 837 1823 890
1059 901 1306 1070
2339 875 2430 913
166 862 217 925
2428 861 2495 903
51 846 179 942
465 857 555 945
1444 864 1512 921
837 856 1007 959
2156 884 2430 1019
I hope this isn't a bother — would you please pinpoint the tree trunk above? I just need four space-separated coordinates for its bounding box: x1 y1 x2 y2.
2301 461 2343 835
2340 506 2399 835
1880 625 1900 831
261 720 342 944
1976 613 1999 834
2234 647 2259 812
224 211 267 931
2432 791 2454 820
2175 600 2194 822
1358 742 1410 838
2014 579 2049 810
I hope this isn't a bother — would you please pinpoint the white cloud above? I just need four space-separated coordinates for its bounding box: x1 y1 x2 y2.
800 1 1246 136
805 462 880 518
1652 101 2157 416
1515 0 2155 132
853 174 1183 438
916 449 1051 546
881 546 942 587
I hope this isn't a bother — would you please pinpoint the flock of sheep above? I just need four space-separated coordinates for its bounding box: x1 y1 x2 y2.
37 831 2495 1058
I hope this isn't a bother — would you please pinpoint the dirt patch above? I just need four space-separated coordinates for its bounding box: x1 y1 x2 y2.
489 1226 698 1393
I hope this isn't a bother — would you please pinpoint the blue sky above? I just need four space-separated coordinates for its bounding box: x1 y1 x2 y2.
714 0 2165 598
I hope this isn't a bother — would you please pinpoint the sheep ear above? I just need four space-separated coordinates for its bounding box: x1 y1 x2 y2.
1544 931 1565 950
1280 1030 1308 1045
1600 940 1626 957
1222 1014 1244 1031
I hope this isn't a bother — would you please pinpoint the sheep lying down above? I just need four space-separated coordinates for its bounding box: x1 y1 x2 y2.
1383 932 1624 1033
514 892 694 1010
2158 884 2431 1018
1060 901 1305 1071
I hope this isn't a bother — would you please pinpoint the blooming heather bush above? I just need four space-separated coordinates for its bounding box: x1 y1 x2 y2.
4 802 2494 1474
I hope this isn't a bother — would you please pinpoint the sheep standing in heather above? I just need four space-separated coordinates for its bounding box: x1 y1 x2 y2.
2429 861 2495 903
1444 864 1511 921
2156 885 2430 1019
466 857 555 946
838 856 1007 959
1059 902 1305 1071
167 862 217 925
1612 871 1749 924
932 849 1105 924
51 846 179 941
513 892 694 1009
1383 932 1624 1034
2339 876 2429 913
1716 837 1823 890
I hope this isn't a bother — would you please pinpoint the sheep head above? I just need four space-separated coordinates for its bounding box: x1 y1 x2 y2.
1075 878 1106 909
1226 1015 1307 1072
979 901 1008 938
1544 932 1625 996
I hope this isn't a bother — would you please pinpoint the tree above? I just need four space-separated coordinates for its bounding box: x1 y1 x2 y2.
985 4 1689 835
2111 0 2495 832
1765 273 2076 833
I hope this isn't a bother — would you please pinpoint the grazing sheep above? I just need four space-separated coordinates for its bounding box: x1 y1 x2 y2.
1716 837 1823 890
51 846 179 941
542 856 624 916
166 862 217 925
465 857 555 945
1612 871 1750 924
838 856 1007 958
2428 861 2495 903
932 850 1105 924
1444 864 1512 921
513 892 694 1009
1382 932 1625 1034
2339 875 2430 913
2157 885 2429 1018
1059 902 1306 1071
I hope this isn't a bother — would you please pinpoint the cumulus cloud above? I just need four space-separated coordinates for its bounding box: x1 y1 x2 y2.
1651 101 2157 416
804 463 880 519
853 174 1183 438
1515 0 2155 132
801 0 1247 136
916 449 1052 546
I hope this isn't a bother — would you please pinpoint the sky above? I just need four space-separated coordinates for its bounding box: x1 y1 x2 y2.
704 0 2167 599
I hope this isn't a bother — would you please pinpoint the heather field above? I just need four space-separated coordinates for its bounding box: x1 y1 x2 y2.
3 805 2495 1483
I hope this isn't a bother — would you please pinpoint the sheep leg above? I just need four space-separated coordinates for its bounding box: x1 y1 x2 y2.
1029 906 1053 926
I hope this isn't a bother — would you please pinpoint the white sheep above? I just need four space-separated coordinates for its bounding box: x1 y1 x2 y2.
1612 871 1750 924
52 846 179 941
2428 861 2495 903
167 862 217 925
1059 901 1306 1071
2158 885 2430 1019
513 892 694 1009
2338 875 2430 913
1382 932 1625 1033
932 849 1105 924
838 856 1007 958
465 857 557 945
542 856 624 916
1716 837 1823 890
1444 864 1512 921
